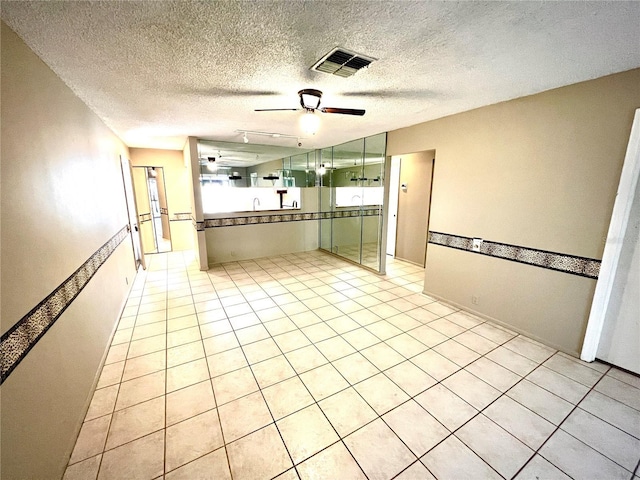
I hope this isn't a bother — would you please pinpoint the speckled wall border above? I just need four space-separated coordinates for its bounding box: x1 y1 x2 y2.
201 207 382 228
0 225 130 384
428 231 600 279
138 212 151 223
170 212 192 221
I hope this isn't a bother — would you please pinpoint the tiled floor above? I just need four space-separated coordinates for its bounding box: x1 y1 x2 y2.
64 250 640 480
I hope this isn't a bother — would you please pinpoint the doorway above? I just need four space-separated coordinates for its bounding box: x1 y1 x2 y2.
120 156 145 269
387 151 435 266
132 166 172 254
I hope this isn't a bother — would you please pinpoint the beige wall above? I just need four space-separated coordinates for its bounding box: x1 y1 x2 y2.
387 68 640 355
1 22 135 478
395 151 434 266
130 148 194 251
205 188 319 264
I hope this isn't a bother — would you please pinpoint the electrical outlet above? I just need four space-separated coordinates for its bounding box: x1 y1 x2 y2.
472 238 483 252
472 295 479 305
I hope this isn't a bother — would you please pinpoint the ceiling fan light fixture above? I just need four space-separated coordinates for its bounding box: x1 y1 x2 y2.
300 111 320 135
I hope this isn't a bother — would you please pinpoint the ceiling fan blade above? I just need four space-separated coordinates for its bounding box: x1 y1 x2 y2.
320 107 365 116
254 108 300 112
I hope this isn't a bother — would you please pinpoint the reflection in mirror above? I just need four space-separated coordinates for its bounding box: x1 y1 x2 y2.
197 140 312 213
132 166 172 253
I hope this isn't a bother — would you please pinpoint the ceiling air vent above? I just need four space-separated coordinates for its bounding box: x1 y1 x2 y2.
311 47 376 78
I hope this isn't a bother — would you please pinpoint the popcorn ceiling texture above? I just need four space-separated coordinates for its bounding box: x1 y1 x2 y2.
2 1 639 150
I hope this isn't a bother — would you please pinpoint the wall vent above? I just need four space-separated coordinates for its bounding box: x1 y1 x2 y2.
311 47 376 78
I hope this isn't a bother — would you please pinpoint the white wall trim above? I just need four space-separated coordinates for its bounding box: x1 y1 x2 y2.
581 109 640 361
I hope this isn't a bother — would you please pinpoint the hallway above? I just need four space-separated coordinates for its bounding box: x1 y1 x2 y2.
65 251 640 480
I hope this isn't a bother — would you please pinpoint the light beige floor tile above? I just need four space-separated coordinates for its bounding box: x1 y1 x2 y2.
69 415 111 464
252 355 296 388
127 334 166 359
98 431 164 480
415 384 478 432
394 461 436 480
514 455 572 480
264 317 297 335
165 409 224 472
485 346 539 376
456 414 533 478
385 361 437 396
325 316 361 335
453 330 498 354
299 364 350 401
507 379 574 425
344 418 415 480
360 342 405 370
197 309 228 326
579 390 640 438
288 311 321 329
433 340 481 367
63 454 102 480
411 350 460 381
167 326 201 348
349 309 383 326
427 318 466 337
111 328 133 346
85 385 119 421
405 307 440 324
539 429 630 480
385 313 422 331
331 352 379 384
115 370 165 411
212 367 259 405
354 373 410 415
97 361 125 389
342 328 380 350
206 348 248 377
167 295 194 309
445 311 483 329
135 310 166 326
166 380 216 426
218 391 273 443
105 344 128 365
263 376 315 420
285 345 328 374
318 387 377 437
167 341 205 368
277 404 339 464
526 366 589 404
235 324 270 345
296 441 367 480
422 435 502 480
122 351 166 382
370 303 402 320
166 358 209 393
200 318 232 337
383 400 449 457
242 337 281 364
594 375 640 410
543 354 604 387
281 301 310 316
503 336 555 363
227 424 292 479
256 306 288 323
106 396 165 450
607 367 640 388
137 301 166 315
225 303 253 319
301 323 337 343
315 336 357 362
229 311 261 329
165 447 231 480
561 408 640 471
442 370 501 410
484 395 555 450
202 331 239 356
408 325 448 348
131 321 166 341
385 333 428 358
423 301 457 317
274 330 311 352
466 357 521 392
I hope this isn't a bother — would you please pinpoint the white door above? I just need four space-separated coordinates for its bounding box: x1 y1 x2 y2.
120 156 145 270
386 156 401 256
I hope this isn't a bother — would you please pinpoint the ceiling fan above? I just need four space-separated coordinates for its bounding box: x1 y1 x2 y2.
255 89 365 116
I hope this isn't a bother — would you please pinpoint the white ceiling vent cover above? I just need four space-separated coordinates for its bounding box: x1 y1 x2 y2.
311 47 376 78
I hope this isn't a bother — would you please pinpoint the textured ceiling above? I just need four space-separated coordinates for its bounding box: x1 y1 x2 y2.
2 1 639 152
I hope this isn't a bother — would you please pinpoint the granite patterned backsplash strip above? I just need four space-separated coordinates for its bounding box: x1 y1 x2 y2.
0 225 130 384
202 207 381 228
428 231 600 279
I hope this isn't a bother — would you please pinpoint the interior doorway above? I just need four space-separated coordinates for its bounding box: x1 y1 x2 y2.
132 166 172 254
120 156 145 269
387 151 435 266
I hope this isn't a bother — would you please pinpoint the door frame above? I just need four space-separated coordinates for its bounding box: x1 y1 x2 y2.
120 156 145 270
581 109 640 361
